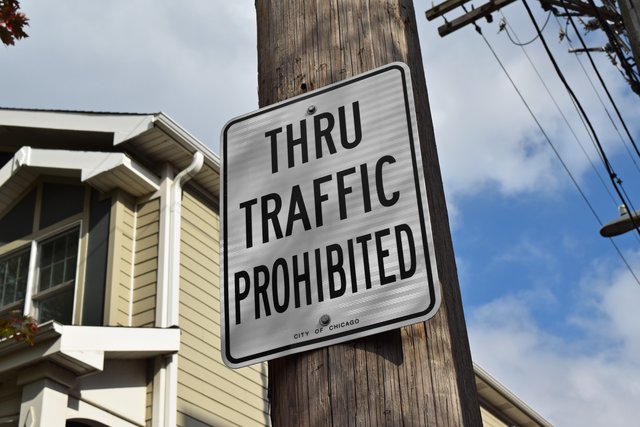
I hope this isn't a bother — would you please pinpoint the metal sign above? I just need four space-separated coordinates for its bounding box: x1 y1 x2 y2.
220 62 441 368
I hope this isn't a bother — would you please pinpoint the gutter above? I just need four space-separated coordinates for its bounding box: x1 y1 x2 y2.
153 152 204 427
474 363 553 427
153 113 220 171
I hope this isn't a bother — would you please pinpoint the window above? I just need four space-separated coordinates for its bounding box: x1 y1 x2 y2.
34 228 79 324
0 249 29 313
0 181 96 326
0 227 80 324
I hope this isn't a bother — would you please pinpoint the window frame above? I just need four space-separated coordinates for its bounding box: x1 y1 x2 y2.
31 226 82 324
0 176 91 325
0 178 105 326
0 217 84 324
0 247 31 314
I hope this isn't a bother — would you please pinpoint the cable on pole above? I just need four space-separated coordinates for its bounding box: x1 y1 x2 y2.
500 10 552 46
584 0 640 94
522 0 640 238
471 12 640 284
500 10 620 206
563 8 640 162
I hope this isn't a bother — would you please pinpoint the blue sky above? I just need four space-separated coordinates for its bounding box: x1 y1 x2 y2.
2 1 639 425
422 3 640 424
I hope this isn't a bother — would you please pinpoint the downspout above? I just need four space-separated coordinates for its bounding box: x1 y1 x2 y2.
168 152 204 325
153 152 204 427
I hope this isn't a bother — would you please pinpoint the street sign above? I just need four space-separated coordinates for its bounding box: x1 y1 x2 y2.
220 62 441 368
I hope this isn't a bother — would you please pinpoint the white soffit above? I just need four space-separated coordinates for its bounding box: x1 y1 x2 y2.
0 324 181 376
0 108 220 200
0 147 160 207
153 113 220 168
134 113 221 198
0 109 155 144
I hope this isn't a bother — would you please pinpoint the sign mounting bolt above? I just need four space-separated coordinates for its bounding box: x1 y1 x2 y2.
307 105 316 115
319 314 330 326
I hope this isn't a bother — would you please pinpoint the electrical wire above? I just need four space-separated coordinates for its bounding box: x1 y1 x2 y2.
555 14 632 158
502 10 552 46
500 11 619 206
522 0 640 238
470 18 640 286
584 0 640 93
563 9 640 162
560 39 640 244
568 41 640 175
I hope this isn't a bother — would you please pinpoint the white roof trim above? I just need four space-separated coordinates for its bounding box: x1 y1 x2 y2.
474 363 553 427
0 323 181 376
56 324 181 355
0 108 220 200
153 113 220 168
0 147 161 197
0 109 155 144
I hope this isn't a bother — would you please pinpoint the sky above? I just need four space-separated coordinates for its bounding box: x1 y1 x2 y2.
2 1 639 425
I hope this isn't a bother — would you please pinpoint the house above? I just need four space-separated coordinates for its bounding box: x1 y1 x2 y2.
475 364 553 427
0 107 551 427
0 108 269 426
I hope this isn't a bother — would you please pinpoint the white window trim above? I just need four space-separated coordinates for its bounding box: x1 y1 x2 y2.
0 221 82 323
22 240 38 317
0 246 31 316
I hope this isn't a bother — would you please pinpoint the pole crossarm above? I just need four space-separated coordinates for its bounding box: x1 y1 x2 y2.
426 0 474 20
436 0 517 36
426 0 622 37
425 0 638 94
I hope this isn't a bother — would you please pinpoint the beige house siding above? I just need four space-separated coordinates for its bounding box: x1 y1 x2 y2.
105 191 136 326
132 198 160 328
481 406 510 427
177 189 269 427
145 360 154 427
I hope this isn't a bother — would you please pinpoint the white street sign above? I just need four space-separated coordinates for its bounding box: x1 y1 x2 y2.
220 62 441 368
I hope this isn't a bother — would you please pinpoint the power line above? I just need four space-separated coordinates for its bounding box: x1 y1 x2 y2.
563 43 640 244
569 42 640 175
500 11 619 206
584 0 640 94
522 0 640 238
501 10 552 46
471 18 640 286
562 8 640 162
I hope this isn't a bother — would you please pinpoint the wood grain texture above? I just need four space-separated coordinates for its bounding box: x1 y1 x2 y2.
256 1 481 425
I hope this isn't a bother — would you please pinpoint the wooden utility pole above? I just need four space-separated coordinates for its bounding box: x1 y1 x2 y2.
619 0 640 76
256 1 481 425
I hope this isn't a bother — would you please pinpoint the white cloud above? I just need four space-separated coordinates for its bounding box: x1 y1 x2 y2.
1 1 258 152
4 4 640 425
418 7 640 203
469 250 640 426
493 236 555 265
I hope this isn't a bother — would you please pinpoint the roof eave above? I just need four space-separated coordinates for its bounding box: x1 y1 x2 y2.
474 363 553 427
0 108 156 145
0 323 180 377
151 112 220 171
